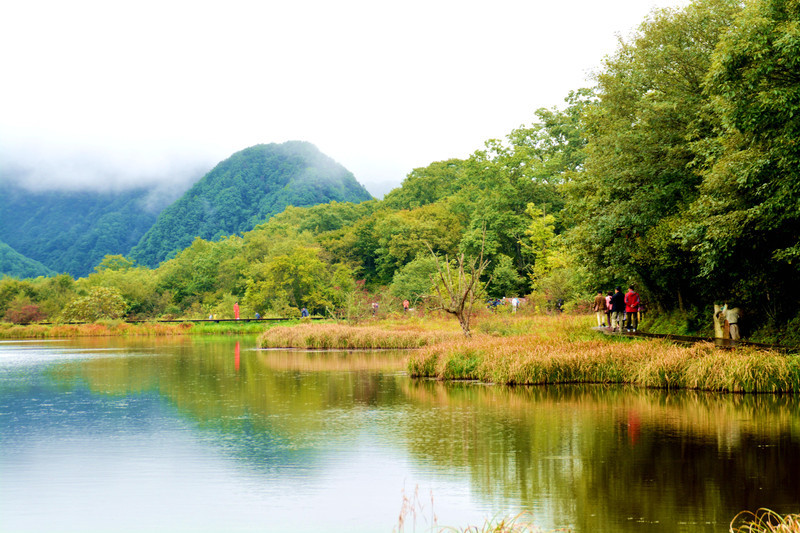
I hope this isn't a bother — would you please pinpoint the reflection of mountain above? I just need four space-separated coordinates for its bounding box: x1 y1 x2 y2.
48 339 408 470
18 338 800 532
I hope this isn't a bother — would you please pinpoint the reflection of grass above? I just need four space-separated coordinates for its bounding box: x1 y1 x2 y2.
438 513 568 532
257 349 407 372
730 509 800 532
409 323 800 393
393 485 567 533
257 322 461 349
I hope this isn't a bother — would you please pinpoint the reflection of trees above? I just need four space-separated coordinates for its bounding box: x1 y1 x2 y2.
54 339 800 531
400 381 800 532
55 338 411 468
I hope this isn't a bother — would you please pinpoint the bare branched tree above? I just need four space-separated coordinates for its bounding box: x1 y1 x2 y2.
426 243 491 338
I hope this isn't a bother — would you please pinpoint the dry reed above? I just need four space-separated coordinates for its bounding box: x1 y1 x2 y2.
409 334 800 393
257 322 461 350
730 509 800 533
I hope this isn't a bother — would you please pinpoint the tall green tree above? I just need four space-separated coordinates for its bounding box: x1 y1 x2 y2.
565 0 743 308
686 0 800 313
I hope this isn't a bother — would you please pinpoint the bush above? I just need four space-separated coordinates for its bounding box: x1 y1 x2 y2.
3 304 46 325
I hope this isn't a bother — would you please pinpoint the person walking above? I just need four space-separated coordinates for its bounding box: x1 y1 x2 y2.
593 291 606 327
624 285 640 332
610 287 625 332
233 301 240 320
605 292 613 329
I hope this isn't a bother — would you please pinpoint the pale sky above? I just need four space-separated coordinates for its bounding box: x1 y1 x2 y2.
0 0 690 198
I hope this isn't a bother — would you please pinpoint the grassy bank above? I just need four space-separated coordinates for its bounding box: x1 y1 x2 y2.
0 320 271 339
409 317 800 393
257 321 462 350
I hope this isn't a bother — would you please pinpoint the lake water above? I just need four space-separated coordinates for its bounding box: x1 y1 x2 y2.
1 336 798 533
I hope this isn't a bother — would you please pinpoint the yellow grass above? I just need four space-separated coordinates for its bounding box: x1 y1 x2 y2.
257 322 462 350
408 317 800 393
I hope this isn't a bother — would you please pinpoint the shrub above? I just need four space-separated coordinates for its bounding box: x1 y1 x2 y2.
4 304 46 325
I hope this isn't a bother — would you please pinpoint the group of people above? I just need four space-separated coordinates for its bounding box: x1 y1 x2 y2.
593 285 641 332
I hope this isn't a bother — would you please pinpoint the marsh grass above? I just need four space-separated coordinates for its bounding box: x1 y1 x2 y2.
438 512 565 533
730 509 800 533
409 332 800 393
0 320 266 339
257 322 461 350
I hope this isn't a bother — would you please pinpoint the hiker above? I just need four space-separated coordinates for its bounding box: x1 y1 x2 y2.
605 292 613 329
593 291 606 327
301 307 309 318
511 297 520 314
719 303 742 340
233 301 240 320
624 285 640 332
403 299 410 312
610 287 625 332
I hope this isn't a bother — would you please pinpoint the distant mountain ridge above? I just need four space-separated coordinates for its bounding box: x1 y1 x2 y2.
129 141 373 267
0 185 171 278
0 141 372 278
0 240 56 279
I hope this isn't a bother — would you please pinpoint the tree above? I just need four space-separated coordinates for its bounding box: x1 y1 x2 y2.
488 254 524 298
427 244 491 338
390 254 439 306
244 246 334 315
565 0 743 308
685 0 800 313
61 287 128 322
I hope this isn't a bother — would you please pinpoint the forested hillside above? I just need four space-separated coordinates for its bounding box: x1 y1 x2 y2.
0 240 55 279
129 141 374 267
2 0 798 341
0 184 169 277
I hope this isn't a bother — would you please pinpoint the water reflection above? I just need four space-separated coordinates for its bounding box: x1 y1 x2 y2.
1 337 798 533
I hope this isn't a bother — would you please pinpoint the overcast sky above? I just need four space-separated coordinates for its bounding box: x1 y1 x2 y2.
1 0 689 198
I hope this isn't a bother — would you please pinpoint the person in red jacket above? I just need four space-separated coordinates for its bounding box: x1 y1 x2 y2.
624 286 640 332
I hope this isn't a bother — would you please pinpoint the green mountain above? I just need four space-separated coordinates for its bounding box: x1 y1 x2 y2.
0 185 172 278
0 240 56 279
129 141 373 267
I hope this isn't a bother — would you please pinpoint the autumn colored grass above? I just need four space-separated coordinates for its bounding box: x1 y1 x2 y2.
0 320 266 339
257 322 462 350
408 328 800 393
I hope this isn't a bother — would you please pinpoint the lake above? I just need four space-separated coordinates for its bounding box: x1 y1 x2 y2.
1 336 798 532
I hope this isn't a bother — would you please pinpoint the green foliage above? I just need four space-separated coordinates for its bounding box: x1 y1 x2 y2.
0 183 164 277
488 254 524 298
130 141 373 268
389 254 439 305
61 287 129 322
565 0 743 306
684 0 800 310
0 240 56 279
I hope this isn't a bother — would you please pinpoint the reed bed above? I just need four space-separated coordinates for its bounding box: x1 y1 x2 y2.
408 335 800 393
0 321 194 338
730 509 800 533
257 322 461 350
